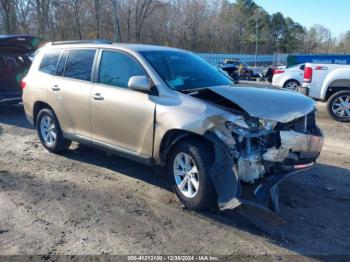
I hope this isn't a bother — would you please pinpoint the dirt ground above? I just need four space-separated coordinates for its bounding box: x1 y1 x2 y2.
0 86 349 259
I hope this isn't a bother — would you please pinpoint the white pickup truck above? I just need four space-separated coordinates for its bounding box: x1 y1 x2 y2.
302 63 350 122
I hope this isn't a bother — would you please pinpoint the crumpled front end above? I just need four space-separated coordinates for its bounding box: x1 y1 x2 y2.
224 110 324 183
210 109 324 213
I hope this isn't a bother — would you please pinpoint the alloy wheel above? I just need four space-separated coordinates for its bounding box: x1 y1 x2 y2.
40 115 57 146
173 152 199 198
332 95 350 118
285 81 298 90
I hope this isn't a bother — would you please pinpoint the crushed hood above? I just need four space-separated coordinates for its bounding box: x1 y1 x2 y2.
208 86 315 123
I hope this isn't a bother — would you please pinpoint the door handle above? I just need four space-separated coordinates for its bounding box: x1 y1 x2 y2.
93 93 104 100
51 85 60 91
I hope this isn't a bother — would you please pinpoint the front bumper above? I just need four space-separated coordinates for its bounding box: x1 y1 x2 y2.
243 129 324 213
217 128 324 213
250 165 315 214
263 129 324 168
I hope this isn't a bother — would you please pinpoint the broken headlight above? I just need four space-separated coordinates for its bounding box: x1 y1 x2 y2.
258 118 277 131
239 117 277 132
225 117 277 137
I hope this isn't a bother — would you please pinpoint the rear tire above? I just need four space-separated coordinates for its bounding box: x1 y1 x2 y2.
327 91 350 122
36 108 71 153
283 80 299 91
168 139 217 211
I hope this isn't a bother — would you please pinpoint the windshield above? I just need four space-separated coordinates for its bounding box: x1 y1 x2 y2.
140 50 233 90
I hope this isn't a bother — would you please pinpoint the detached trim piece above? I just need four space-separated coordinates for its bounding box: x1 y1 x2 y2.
253 165 314 213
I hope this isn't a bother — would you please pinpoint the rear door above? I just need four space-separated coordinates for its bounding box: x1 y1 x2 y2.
46 49 96 139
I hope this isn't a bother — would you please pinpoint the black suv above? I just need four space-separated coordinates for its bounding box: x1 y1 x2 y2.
0 35 44 105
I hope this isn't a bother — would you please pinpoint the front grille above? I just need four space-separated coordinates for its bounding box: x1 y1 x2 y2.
277 111 317 134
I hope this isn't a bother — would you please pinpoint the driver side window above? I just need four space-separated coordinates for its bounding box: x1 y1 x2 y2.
98 51 146 89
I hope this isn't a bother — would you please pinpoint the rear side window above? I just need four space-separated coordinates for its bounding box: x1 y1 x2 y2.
64 50 96 81
39 50 61 75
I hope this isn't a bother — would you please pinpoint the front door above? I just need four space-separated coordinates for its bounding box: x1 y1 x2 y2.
90 50 155 157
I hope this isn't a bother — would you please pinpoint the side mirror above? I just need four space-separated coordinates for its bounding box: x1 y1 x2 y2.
128 76 150 92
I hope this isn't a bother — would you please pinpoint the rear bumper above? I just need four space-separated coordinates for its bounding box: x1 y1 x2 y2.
297 86 310 96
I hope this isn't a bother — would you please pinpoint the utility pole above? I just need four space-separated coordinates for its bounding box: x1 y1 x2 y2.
255 11 260 67
254 8 263 67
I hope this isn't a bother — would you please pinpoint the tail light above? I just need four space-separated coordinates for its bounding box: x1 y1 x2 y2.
273 69 285 74
20 79 27 89
304 67 313 83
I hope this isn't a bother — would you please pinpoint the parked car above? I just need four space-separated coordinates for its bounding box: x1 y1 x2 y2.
22 41 324 213
0 35 44 105
302 62 350 122
272 64 305 90
218 63 239 83
224 59 263 78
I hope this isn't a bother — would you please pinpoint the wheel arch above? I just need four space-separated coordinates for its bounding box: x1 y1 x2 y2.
158 129 214 165
325 82 350 101
33 101 54 126
321 69 350 100
283 79 300 88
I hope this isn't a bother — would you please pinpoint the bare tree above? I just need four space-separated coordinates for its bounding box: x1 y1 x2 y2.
32 0 51 36
111 0 121 42
69 0 82 39
0 0 17 34
0 0 347 54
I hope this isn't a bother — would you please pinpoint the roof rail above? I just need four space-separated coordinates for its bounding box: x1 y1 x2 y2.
51 39 113 45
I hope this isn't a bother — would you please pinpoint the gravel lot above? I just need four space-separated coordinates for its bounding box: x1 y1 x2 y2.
0 86 350 258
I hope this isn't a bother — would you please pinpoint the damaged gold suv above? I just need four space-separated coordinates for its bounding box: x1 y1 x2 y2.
22 41 324 213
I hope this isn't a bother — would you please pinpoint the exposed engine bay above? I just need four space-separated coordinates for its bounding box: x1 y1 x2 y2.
184 88 324 184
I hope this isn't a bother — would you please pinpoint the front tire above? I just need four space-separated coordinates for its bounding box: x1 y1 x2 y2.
37 108 71 153
327 91 350 122
168 139 217 211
